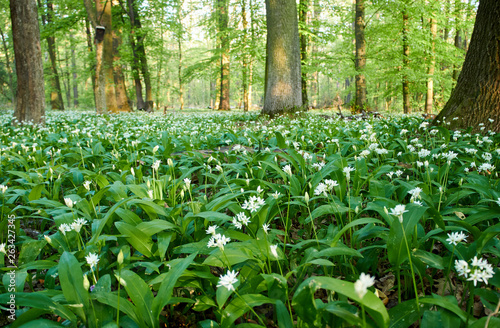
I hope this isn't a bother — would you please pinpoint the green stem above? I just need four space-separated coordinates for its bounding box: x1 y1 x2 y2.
402 225 420 308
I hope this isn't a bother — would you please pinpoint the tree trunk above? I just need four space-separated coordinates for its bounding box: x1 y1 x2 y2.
402 7 411 114
218 0 230 111
262 0 303 116
0 26 15 107
70 34 79 107
299 0 309 108
178 36 184 111
434 0 500 132
41 0 65 110
113 30 131 112
10 0 45 124
355 0 367 113
241 0 249 112
64 49 71 106
425 15 437 114
84 17 96 107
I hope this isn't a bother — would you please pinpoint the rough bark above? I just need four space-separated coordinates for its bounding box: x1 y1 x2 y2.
433 0 500 132
354 0 367 113
299 0 309 108
425 16 437 114
218 0 230 110
70 34 78 107
402 8 411 114
10 0 45 125
100 0 118 113
262 0 303 116
84 17 97 107
113 30 131 112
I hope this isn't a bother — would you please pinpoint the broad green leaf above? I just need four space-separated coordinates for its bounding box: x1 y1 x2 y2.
19 239 47 265
115 222 154 258
0 293 76 323
203 247 254 267
388 299 427 328
221 294 274 328
118 269 155 327
136 219 178 236
17 319 64 327
419 295 474 324
275 300 293 328
28 184 44 201
58 252 89 321
331 217 383 246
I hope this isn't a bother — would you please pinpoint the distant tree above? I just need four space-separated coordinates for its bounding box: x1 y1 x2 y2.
10 0 45 124
402 0 411 114
299 0 309 108
354 0 367 113
217 0 230 110
262 0 302 116
434 0 500 132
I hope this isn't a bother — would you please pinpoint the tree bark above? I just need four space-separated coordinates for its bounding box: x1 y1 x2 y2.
402 7 411 114
84 17 96 106
0 26 15 107
40 0 65 111
10 0 46 125
218 0 230 110
434 0 500 132
262 0 303 116
113 30 131 112
241 0 249 112
425 15 437 114
299 0 309 108
70 34 79 107
354 0 367 113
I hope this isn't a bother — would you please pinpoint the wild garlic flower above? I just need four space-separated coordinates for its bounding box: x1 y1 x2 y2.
455 256 495 286
270 245 279 258
283 164 292 176
241 196 265 213
343 166 355 180
183 178 191 188
272 191 281 199
85 253 100 271
390 204 408 223
0 243 6 254
71 218 87 233
262 223 270 234
64 197 76 209
152 160 161 171
354 273 375 299
446 231 467 246
217 270 239 291
408 187 423 202
83 180 91 191
0 184 7 194
206 225 218 236
207 233 231 250
59 223 72 236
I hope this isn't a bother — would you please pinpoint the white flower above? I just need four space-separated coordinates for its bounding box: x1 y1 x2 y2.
64 197 76 209
217 270 239 291
314 183 328 196
235 212 251 226
262 223 270 234
478 163 495 173
446 231 467 246
0 184 7 194
153 145 159 153
184 178 191 188
206 225 218 235
354 273 375 299
270 245 279 258
207 233 230 250
455 260 470 278
71 218 87 233
343 166 355 180
467 270 483 286
152 160 161 171
0 243 6 254
408 187 423 202
83 180 91 191
390 204 408 223
241 196 265 213
147 190 154 199
59 223 72 236
272 191 281 199
85 253 100 270
283 164 292 176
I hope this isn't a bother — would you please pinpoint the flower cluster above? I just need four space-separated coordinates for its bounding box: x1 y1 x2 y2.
455 256 495 286
217 270 239 291
354 272 375 298
446 231 467 246
241 196 265 213
232 212 251 229
390 204 408 223
207 233 231 250
314 179 339 196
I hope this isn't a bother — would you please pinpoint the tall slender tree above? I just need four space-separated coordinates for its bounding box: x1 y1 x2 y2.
402 2 411 114
217 0 230 110
10 0 45 124
424 13 437 114
354 0 367 113
299 0 309 108
262 0 302 116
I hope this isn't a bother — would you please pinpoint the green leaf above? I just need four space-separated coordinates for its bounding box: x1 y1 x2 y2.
419 295 474 324
28 184 45 201
221 294 274 328
331 218 383 246
0 293 76 323
118 269 155 328
19 239 47 265
115 222 154 258
275 300 293 328
136 219 178 236
203 247 254 267
17 319 64 327
152 253 196 319
58 252 89 321
412 250 444 270
293 276 389 328
93 291 139 324
389 299 427 328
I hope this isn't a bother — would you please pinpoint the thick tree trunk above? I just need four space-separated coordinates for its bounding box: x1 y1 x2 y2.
10 0 45 125
402 8 411 114
299 0 309 108
425 16 437 114
262 0 303 116
354 0 367 113
434 0 500 132
113 30 131 112
218 0 230 111
178 37 184 111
